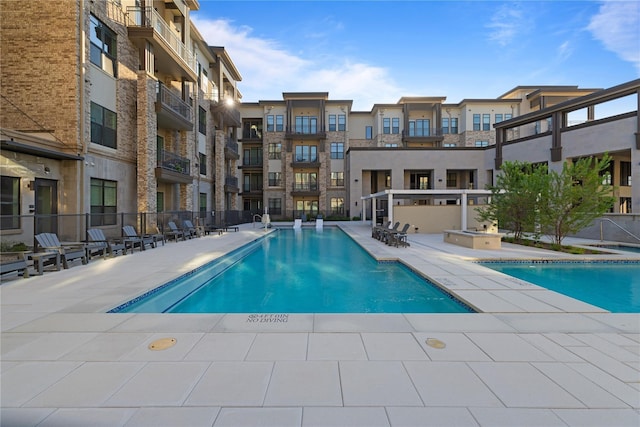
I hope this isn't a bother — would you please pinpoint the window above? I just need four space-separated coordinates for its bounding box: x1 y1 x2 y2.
482 114 490 131
620 161 632 186
331 172 344 186
276 115 284 131
198 107 206 135
384 143 398 147
385 172 391 188
268 172 282 186
156 192 164 212
199 153 206 175
294 145 317 162
268 143 281 160
451 118 459 134
295 116 317 134
266 115 274 132
199 193 207 218
495 114 503 123
338 114 346 131
90 102 117 148
392 118 399 134
446 172 457 188
330 142 344 159
330 197 344 215
243 173 263 192
90 15 117 76
294 172 317 191
296 200 318 214
0 176 20 229
383 118 390 134
243 147 262 165
475 140 489 147
365 126 373 139
329 114 336 131
504 113 513 120
268 198 282 215
473 114 481 131
443 143 457 147
409 119 430 136
242 120 262 139
90 178 117 226
442 117 449 134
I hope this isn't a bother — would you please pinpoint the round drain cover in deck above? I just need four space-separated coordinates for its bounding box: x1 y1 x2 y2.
148 338 177 351
425 338 446 349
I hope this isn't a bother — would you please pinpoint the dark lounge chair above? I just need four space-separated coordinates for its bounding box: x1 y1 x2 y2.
35 232 87 269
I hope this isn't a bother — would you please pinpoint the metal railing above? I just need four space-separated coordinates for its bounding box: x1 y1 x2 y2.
225 175 238 187
158 149 190 175
126 5 197 73
225 136 239 154
600 218 640 242
157 82 192 123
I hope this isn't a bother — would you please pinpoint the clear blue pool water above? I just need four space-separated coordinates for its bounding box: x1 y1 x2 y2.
111 228 473 314
479 261 640 313
594 245 640 254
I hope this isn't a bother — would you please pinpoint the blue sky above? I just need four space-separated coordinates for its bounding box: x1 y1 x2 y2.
193 1 640 111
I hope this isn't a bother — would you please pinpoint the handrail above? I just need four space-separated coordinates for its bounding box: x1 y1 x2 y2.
253 214 262 228
600 218 640 242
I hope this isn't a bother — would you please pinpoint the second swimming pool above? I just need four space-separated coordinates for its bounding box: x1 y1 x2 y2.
111 227 473 314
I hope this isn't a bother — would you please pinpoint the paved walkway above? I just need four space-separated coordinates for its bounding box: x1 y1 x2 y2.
1 223 639 426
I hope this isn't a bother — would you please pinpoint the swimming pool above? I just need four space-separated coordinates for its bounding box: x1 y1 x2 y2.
591 244 640 254
111 228 473 314
479 261 640 313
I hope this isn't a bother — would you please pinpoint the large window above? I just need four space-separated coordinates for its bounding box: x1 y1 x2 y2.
504 113 513 121
338 114 346 131
331 172 344 186
409 119 430 136
268 198 282 215
243 173 263 192
198 107 206 135
0 176 20 229
620 161 632 186
295 116 317 134
266 115 274 132
475 140 489 147
296 200 318 214
446 172 457 188
90 178 117 226
442 117 449 134
329 114 336 131
268 143 281 160
242 120 263 139
90 15 117 76
483 114 491 131
451 118 459 134
392 118 399 134
199 193 207 218
268 172 282 187
199 153 206 175
330 197 344 215
330 142 344 159
294 172 318 191
295 145 317 162
495 114 503 124
473 114 481 131
90 102 117 148
276 115 284 132
365 126 373 139
383 118 391 134
243 147 262 166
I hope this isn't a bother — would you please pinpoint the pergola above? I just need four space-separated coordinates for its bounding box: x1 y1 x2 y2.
360 189 493 231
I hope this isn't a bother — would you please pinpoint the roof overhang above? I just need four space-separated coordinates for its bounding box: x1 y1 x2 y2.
0 132 83 161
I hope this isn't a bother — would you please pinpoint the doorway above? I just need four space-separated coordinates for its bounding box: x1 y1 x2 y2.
35 178 57 234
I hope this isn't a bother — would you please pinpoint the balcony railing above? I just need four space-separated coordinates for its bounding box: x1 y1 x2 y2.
402 129 444 138
157 82 192 129
225 137 238 153
158 149 190 175
293 183 319 191
225 175 238 188
126 6 197 73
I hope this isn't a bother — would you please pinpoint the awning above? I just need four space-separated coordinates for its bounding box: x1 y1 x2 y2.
1 139 83 161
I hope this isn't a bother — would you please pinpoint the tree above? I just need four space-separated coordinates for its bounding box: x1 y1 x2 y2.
538 155 615 246
476 161 548 241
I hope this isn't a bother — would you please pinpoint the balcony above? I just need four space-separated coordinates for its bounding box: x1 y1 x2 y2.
211 100 241 127
155 149 192 184
291 158 320 168
285 126 327 140
156 83 193 130
402 129 444 145
240 157 263 170
291 183 320 197
126 6 197 82
224 136 240 160
224 175 239 193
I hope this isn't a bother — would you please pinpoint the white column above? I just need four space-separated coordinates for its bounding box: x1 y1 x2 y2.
461 192 467 230
370 198 376 226
388 193 394 224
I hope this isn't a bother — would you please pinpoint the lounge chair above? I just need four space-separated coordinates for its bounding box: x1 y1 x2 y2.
388 223 411 247
372 221 391 239
165 221 186 242
0 252 30 278
122 225 156 251
35 232 88 269
380 222 400 244
182 219 199 238
87 228 127 258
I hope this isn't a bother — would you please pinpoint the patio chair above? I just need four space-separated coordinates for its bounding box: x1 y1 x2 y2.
372 221 391 239
35 232 88 269
165 221 186 242
122 225 156 252
87 228 127 258
182 219 199 238
381 222 400 244
388 223 411 247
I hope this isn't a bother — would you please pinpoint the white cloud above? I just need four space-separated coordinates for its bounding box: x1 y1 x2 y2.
486 3 526 46
587 1 640 73
192 17 401 110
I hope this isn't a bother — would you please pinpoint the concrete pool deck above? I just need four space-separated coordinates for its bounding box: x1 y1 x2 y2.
1 222 639 426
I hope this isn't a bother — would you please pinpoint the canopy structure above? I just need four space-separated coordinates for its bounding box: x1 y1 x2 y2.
361 189 493 231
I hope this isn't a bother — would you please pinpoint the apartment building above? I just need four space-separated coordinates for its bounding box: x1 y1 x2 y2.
1 0 242 241
239 80 640 220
